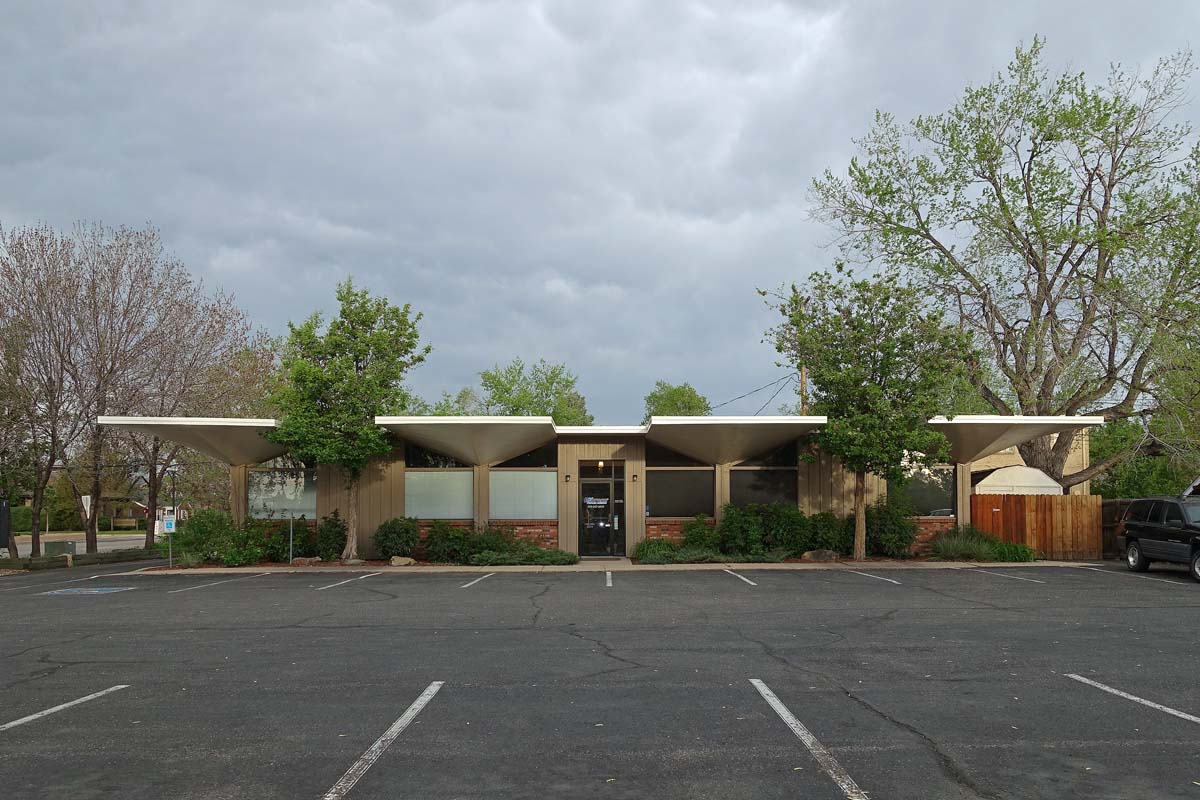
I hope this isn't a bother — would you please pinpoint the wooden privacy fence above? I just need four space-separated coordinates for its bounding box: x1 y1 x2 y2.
970 494 1103 560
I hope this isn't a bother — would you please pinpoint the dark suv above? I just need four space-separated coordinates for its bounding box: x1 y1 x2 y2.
1118 497 1200 581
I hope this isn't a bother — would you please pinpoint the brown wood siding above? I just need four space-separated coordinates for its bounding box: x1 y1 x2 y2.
557 437 645 554
316 446 405 556
970 493 1102 559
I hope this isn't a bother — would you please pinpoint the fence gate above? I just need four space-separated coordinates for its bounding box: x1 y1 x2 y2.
970 494 1102 560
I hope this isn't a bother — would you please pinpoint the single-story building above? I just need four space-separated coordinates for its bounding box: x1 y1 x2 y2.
97 414 1103 557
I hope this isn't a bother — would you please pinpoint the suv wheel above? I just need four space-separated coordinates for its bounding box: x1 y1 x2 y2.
1191 550 1200 583
1126 541 1150 572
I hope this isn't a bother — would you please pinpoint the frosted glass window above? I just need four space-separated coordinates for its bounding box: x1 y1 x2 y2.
405 471 473 519
249 469 316 520
489 471 558 520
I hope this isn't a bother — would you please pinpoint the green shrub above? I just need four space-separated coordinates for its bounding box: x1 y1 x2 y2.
632 537 680 564
218 527 265 567
315 512 348 561
862 498 918 558
247 520 294 563
808 511 852 555
755 503 810 554
423 520 469 563
716 504 766 556
468 523 517 556
469 547 579 566
9 505 33 532
681 514 720 550
172 508 235 563
991 540 1038 562
930 526 998 561
671 545 723 563
373 517 420 559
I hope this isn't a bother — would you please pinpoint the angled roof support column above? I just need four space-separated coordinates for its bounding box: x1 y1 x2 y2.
928 415 1105 465
375 416 558 466
97 417 287 465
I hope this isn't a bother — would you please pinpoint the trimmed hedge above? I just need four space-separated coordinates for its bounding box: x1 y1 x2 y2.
423 521 579 565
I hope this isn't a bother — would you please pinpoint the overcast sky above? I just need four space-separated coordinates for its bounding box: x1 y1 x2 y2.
2 1 1196 422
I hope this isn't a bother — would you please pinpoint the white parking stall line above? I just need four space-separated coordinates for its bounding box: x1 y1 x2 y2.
0 685 130 732
605 570 613 588
166 573 271 594
0 575 103 593
847 570 901 585
750 679 869 800
321 681 444 799
460 573 496 589
970 569 1046 584
316 573 383 592
1075 566 1189 586
1066 674 1200 725
723 569 757 586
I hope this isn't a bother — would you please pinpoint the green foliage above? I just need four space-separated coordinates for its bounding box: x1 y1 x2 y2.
714 503 818 558
469 547 579 566
715 504 766 557
681 514 719 550
641 380 712 424
9 504 32 532
929 526 1037 562
672 546 723 563
861 497 918 558
372 517 420 558
1090 418 1192 498
217 528 265 567
166 509 276 566
172 509 235 563
631 537 680 563
478 357 593 425
808 512 852 554
315 512 349 561
422 521 470 563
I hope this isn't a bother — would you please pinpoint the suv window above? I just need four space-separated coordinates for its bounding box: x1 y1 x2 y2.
1164 503 1185 525
1147 501 1166 524
1127 500 1152 522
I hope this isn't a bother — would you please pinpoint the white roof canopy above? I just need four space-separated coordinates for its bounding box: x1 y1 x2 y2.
375 416 557 466
98 416 287 466
645 416 827 465
929 415 1104 464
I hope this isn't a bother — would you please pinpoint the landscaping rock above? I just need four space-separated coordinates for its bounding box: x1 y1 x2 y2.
801 549 840 562
389 556 416 566
291 557 322 566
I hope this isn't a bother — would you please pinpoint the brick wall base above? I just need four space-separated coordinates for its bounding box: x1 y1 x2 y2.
645 517 713 543
911 516 955 556
490 520 558 548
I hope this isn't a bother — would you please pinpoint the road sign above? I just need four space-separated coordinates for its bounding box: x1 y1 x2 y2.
163 514 176 534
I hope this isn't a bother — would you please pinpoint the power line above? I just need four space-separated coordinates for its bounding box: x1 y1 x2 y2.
711 373 798 411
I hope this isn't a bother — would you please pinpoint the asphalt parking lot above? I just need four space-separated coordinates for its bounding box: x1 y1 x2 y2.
1 561 1198 800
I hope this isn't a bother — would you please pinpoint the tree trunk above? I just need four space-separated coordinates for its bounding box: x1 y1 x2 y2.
29 488 44 558
342 476 359 561
144 438 160 550
853 470 867 561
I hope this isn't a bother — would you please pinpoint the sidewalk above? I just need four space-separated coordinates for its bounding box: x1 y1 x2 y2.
120 559 1101 576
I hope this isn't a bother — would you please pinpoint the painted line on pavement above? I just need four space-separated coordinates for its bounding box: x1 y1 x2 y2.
0 685 130 732
316 573 383 591
320 681 444 799
460 573 495 589
723 569 757 586
1066 673 1200 725
750 679 869 800
166 573 270 594
847 570 901 585
970 569 1045 584
0 562 158 592
605 570 612 588
1075 566 1190 586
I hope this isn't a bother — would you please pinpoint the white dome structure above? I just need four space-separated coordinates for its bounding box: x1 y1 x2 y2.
974 465 1063 495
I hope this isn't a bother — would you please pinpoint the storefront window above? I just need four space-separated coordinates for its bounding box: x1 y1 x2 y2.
890 468 954 516
730 469 798 506
646 469 714 517
405 471 473 518
489 471 557 519
248 469 317 519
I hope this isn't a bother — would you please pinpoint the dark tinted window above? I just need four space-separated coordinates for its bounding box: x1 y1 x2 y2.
1147 501 1165 524
406 442 468 468
1126 500 1151 522
888 470 954 516
730 469 798 506
1164 503 1184 525
494 442 557 468
737 441 799 467
580 460 624 480
1184 504 1200 524
646 470 714 517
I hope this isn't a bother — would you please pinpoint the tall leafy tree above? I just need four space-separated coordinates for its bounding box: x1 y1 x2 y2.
811 38 1200 488
267 280 430 560
766 268 970 560
478 358 593 425
641 380 712 423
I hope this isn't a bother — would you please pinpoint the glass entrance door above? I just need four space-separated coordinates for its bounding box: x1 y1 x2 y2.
580 480 620 556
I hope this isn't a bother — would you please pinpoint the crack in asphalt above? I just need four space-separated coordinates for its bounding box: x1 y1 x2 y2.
525 580 552 628
2 633 100 660
561 625 648 678
735 626 1000 800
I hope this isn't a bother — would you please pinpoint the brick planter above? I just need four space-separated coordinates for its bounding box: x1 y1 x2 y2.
911 516 955 556
645 517 713 543
490 520 558 549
